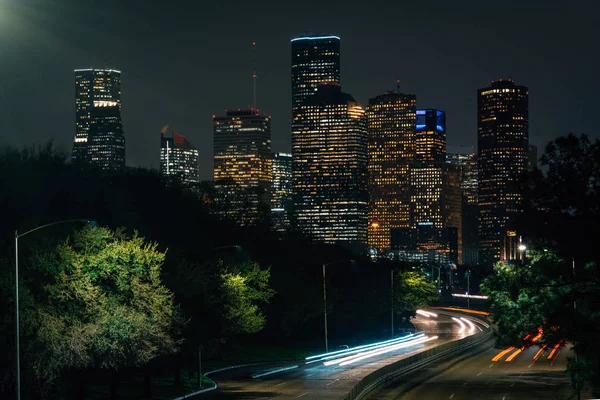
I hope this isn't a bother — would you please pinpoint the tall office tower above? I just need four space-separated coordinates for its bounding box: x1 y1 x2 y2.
415 109 446 163
477 79 529 266
291 34 341 117
447 153 479 266
213 108 272 223
367 91 417 251
87 103 126 169
408 109 461 264
73 69 123 165
292 84 368 248
160 131 199 184
271 152 293 231
528 144 538 171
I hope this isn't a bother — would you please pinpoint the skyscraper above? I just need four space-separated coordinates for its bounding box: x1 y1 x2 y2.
402 109 461 264
271 152 292 231
160 131 199 184
415 109 446 163
447 152 479 266
292 84 368 248
87 103 125 169
477 79 529 266
291 34 341 117
213 108 272 223
367 91 417 251
72 69 123 167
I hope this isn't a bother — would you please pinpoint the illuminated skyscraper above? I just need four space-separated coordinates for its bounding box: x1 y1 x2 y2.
406 109 461 264
291 34 341 117
367 91 417 251
87 103 125 169
415 109 446 163
292 84 368 248
72 69 123 167
160 131 199 184
447 152 479 265
213 108 272 223
271 152 292 231
477 79 529 266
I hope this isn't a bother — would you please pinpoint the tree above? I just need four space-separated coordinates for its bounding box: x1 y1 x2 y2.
520 133 600 265
393 271 440 320
482 252 600 396
23 226 184 398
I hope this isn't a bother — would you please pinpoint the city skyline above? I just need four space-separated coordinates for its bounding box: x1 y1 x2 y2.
0 1 596 179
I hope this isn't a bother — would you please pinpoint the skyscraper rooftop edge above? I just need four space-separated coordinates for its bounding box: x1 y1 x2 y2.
74 68 122 73
291 35 340 42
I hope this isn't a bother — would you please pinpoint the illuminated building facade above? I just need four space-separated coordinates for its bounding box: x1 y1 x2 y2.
391 224 458 265
72 69 123 166
291 35 341 117
213 108 272 223
160 132 199 184
447 153 479 266
477 79 529 266
271 152 293 231
415 109 446 163
292 84 368 248
367 91 417 251
87 104 125 169
405 109 461 264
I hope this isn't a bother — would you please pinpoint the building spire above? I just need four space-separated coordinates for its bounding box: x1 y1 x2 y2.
252 41 257 110
396 80 400 94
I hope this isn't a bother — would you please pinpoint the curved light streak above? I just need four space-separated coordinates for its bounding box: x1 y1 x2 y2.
322 334 425 366
306 333 417 361
337 336 438 367
460 317 476 334
452 317 466 333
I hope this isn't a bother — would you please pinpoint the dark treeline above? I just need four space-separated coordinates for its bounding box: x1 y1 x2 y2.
0 143 435 398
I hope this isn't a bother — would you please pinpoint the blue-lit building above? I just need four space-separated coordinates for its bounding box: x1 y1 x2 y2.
291 34 341 117
415 109 446 164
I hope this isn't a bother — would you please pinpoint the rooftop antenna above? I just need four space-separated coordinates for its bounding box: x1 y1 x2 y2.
252 41 257 110
396 80 400 94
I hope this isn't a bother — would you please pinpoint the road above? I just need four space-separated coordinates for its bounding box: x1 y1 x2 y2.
370 339 574 399
202 311 487 399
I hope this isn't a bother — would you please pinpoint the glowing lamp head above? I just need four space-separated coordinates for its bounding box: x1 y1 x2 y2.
518 244 527 251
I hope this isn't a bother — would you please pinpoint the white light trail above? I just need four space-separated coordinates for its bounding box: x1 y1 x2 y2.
460 317 476 334
337 336 438 366
452 317 466 333
451 293 488 299
321 334 425 366
305 333 418 361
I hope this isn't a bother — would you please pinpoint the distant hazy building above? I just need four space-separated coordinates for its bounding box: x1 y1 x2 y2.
447 153 479 266
367 90 417 251
213 108 272 223
291 34 341 117
477 79 529 266
391 224 459 265
292 84 368 248
271 152 292 231
160 132 199 184
72 68 124 168
528 144 538 171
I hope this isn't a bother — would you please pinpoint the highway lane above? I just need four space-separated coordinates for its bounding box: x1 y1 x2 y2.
371 340 574 399
202 311 486 399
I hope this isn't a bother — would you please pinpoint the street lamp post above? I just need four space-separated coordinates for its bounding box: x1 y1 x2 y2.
390 269 394 337
322 259 354 353
14 219 93 400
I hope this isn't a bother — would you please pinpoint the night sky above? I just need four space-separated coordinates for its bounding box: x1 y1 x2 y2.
0 0 597 179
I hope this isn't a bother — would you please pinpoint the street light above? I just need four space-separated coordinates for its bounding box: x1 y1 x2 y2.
14 218 94 400
322 259 355 352
518 244 527 264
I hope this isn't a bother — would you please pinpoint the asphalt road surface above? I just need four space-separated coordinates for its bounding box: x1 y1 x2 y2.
202 311 486 399
370 339 575 399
